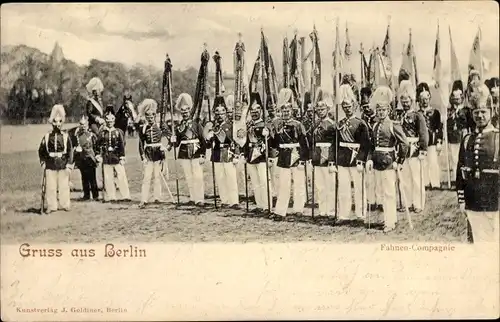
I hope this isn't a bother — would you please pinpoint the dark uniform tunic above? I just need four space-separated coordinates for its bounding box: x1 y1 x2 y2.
86 98 104 135
243 119 275 164
422 108 443 146
139 123 166 162
370 119 409 171
71 128 98 199
336 116 371 167
39 130 74 170
310 117 337 167
447 105 474 144
96 127 126 165
172 120 206 160
209 121 239 163
399 110 429 158
456 124 499 212
272 119 309 168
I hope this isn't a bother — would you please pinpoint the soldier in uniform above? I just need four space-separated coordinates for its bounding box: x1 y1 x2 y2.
457 84 499 243
485 77 499 128
335 84 371 222
266 96 279 199
397 80 429 213
417 82 443 190
302 92 315 201
360 87 380 211
170 93 207 206
71 115 99 201
115 91 138 141
205 98 240 209
137 99 167 208
38 104 74 213
366 86 409 232
95 110 131 203
85 77 106 135
447 80 474 182
271 88 309 221
243 93 274 213
310 89 337 218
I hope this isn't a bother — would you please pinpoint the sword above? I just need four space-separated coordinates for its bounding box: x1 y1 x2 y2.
159 167 175 203
396 168 414 230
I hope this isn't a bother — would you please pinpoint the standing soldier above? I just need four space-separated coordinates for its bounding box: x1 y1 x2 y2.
310 89 337 218
365 86 409 233
38 104 74 213
137 99 167 208
271 88 309 221
243 93 274 214
170 93 207 206
360 87 380 211
302 92 315 202
95 110 131 203
397 80 429 213
71 115 99 201
485 77 499 128
417 82 443 190
336 84 372 223
85 77 105 135
456 84 499 243
266 97 279 199
115 91 138 141
205 98 240 209
447 80 474 183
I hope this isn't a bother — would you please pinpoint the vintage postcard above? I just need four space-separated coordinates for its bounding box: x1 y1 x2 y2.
1 1 499 320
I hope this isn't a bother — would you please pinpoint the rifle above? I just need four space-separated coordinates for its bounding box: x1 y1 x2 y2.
162 53 180 204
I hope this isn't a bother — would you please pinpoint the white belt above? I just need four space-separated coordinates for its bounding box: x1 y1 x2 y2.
180 139 199 145
316 142 331 147
339 142 360 149
49 152 64 158
407 137 419 143
375 147 395 152
145 143 163 148
279 143 299 148
482 169 499 174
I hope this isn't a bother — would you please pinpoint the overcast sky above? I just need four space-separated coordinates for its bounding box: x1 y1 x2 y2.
2 2 499 90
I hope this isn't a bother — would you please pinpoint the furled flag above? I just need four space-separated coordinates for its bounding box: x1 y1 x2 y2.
310 25 321 87
344 22 352 74
289 31 304 111
399 29 417 86
468 27 483 79
430 22 447 121
333 18 344 104
432 22 442 89
448 26 462 91
283 36 290 88
380 20 393 89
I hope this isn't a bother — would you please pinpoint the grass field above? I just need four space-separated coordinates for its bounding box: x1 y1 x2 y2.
0 124 469 244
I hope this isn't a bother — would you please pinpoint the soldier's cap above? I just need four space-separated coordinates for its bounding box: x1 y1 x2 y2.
225 94 235 111
137 98 158 117
176 93 193 112
86 77 104 94
249 92 263 110
79 115 89 125
105 104 115 115
397 80 416 101
369 86 393 110
469 84 493 110
277 88 294 110
416 82 431 99
360 86 372 98
338 84 357 107
469 68 481 78
213 96 227 111
49 104 66 124
315 88 333 108
105 112 116 121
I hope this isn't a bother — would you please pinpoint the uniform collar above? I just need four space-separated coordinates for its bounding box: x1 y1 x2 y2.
476 123 496 134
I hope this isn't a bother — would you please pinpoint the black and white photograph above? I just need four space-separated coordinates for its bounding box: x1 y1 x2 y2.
0 1 499 320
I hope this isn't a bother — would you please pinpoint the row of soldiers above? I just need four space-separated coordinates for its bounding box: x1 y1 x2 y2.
39 72 498 241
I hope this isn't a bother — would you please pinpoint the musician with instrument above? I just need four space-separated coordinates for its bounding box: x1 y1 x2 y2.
336 85 371 223
243 93 274 214
310 89 337 219
204 97 240 209
170 93 207 207
137 99 167 208
456 84 499 243
271 88 309 221
365 86 409 233
417 82 443 190
85 77 106 135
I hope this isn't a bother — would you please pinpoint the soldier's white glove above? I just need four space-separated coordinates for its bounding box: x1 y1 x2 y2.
40 161 46 168
170 135 177 144
142 158 148 166
199 156 205 165
328 162 337 173
66 164 74 171
262 128 270 137
356 161 364 173
96 117 105 125
393 162 403 172
418 150 427 161
365 160 374 172
297 161 305 169
119 157 126 166
306 160 312 167
239 154 246 164
96 155 103 164
268 157 276 167
436 142 443 153
160 145 167 152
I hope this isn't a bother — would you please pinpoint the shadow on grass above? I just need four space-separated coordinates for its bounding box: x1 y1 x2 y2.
19 207 43 215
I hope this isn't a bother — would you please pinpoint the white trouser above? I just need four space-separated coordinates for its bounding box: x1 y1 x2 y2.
269 157 278 197
214 162 239 205
337 166 363 219
314 166 336 216
467 210 500 243
401 157 425 210
374 169 397 229
141 160 162 203
424 145 441 188
179 158 205 203
274 166 306 216
45 169 70 211
365 169 379 205
103 164 130 201
448 143 460 181
247 163 272 209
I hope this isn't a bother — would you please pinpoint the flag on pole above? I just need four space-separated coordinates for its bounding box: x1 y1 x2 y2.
432 22 442 89
468 27 483 78
430 22 447 121
344 22 352 74
400 29 417 86
333 18 344 104
380 20 393 89
283 36 290 88
448 26 462 91
310 25 321 87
